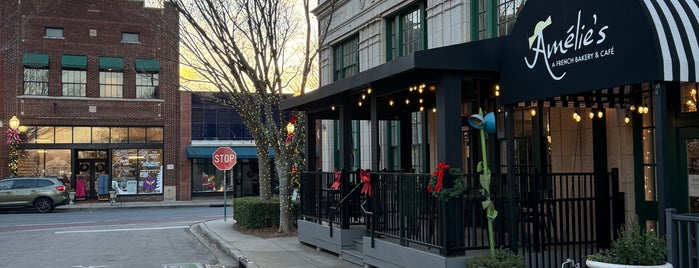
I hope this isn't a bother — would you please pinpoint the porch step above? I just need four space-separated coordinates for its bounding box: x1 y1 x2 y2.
340 239 364 266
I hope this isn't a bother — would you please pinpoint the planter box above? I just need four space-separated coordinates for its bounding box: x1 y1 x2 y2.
586 260 673 268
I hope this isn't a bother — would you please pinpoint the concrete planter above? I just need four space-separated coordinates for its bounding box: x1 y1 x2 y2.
585 260 673 268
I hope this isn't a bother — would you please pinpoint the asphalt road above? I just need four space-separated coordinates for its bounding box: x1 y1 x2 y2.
0 207 236 268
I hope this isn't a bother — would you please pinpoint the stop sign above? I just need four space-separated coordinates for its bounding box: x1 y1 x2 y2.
212 147 237 170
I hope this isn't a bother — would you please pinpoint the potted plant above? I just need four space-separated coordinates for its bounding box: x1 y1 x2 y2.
466 248 525 268
586 218 672 268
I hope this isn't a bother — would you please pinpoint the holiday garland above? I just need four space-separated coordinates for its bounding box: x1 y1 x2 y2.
6 128 20 176
427 162 467 201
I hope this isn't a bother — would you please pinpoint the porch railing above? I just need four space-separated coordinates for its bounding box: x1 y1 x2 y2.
666 208 699 267
299 169 623 266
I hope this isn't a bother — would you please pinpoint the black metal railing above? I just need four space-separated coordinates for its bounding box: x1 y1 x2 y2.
299 168 623 266
666 208 699 267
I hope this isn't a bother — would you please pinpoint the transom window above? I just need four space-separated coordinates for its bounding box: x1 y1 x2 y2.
386 2 426 61
333 35 358 81
122 32 139 43
45 27 64 38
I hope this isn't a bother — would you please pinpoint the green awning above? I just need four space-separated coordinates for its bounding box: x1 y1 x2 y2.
61 55 87 69
135 59 160 72
185 146 274 159
22 53 49 68
99 57 124 71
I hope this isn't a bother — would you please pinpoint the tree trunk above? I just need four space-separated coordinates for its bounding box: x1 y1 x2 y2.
257 143 271 201
276 158 291 233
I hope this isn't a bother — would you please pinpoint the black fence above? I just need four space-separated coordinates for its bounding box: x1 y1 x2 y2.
299 169 624 267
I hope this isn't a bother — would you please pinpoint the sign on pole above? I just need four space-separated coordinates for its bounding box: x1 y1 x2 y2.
212 147 236 171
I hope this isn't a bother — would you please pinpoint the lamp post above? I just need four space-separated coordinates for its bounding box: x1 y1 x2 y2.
7 116 21 176
285 115 296 145
468 108 497 257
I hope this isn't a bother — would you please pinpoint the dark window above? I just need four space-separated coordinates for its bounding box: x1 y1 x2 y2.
45 27 63 38
386 2 426 61
37 179 54 187
333 35 359 81
13 180 37 189
497 0 526 36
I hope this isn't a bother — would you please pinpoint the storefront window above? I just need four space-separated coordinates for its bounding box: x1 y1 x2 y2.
641 90 657 202
16 149 71 179
129 128 146 143
92 127 110 143
74 127 91 143
37 127 54 144
147 127 164 143
111 149 163 195
681 82 698 113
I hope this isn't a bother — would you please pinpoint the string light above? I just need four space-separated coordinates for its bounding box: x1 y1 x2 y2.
495 84 500 97
331 105 335 111
589 111 595 119
432 107 437 113
367 87 372 94
405 98 410 105
389 100 394 106
530 108 536 117
419 106 424 111
597 110 603 118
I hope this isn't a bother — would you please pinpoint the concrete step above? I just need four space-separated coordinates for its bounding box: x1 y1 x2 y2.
340 247 364 266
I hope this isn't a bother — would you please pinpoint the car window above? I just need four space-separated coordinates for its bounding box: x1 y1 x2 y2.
12 179 37 189
37 179 54 187
0 180 12 190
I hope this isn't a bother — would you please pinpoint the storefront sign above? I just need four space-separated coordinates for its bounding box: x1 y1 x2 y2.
500 0 698 105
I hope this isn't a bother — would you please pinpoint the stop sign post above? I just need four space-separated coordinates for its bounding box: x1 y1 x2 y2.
212 147 236 221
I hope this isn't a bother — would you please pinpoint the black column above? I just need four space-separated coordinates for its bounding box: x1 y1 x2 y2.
371 93 380 172
305 113 317 171
592 108 610 248
435 73 464 256
505 105 518 252
338 100 353 229
654 82 677 235
399 113 412 171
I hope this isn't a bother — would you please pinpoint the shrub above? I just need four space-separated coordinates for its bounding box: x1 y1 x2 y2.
466 248 525 268
586 219 667 265
232 196 279 229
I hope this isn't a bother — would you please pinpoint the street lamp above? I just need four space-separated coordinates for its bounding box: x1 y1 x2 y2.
285 115 297 145
9 116 19 131
7 115 21 176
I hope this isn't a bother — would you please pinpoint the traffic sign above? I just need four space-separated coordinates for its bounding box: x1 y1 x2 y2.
212 147 237 170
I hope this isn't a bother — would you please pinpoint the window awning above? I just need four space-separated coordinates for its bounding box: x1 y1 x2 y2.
499 0 699 105
61 55 87 69
99 57 124 71
23 53 49 68
135 59 160 72
185 146 274 159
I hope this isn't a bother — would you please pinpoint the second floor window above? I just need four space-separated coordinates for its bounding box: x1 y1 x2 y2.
135 59 160 99
122 32 139 43
386 2 426 61
45 27 63 38
61 55 87 97
333 35 358 81
22 53 49 95
99 57 124 98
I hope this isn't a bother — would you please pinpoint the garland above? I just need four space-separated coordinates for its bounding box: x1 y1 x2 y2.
427 162 467 201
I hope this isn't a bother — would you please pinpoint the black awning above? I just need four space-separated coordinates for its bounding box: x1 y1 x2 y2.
500 0 699 105
281 38 503 112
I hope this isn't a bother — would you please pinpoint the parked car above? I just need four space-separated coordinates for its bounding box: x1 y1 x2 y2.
0 176 70 212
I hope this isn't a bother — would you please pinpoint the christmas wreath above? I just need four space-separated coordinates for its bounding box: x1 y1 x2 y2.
427 162 467 201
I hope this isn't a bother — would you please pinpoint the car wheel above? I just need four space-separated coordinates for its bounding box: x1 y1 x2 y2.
35 198 54 213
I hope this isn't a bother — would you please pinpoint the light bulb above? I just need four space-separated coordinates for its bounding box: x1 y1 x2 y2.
530 109 536 116
589 112 595 119
597 111 603 118
624 116 630 124
389 100 394 106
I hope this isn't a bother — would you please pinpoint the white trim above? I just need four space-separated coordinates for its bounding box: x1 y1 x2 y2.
643 0 674 80
657 0 689 81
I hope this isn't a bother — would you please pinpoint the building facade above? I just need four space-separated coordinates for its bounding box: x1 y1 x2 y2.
284 0 699 267
0 0 183 201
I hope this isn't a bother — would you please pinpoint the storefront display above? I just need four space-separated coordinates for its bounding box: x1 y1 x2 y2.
111 148 163 195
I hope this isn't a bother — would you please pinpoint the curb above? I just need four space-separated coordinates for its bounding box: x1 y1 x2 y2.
194 222 257 268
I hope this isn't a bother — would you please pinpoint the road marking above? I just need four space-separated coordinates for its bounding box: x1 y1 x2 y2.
18 221 96 227
55 225 189 234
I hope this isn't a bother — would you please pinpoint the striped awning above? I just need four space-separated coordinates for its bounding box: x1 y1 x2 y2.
500 0 699 105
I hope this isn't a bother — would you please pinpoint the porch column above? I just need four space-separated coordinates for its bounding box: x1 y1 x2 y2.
305 112 318 171
370 95 380 172
399 113 412 171
505 105 518 252
653 82 678 235
338 99 353 229
435 73 465 256
592 108 610 248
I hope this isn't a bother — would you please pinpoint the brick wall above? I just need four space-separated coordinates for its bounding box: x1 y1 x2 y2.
0 0 183 200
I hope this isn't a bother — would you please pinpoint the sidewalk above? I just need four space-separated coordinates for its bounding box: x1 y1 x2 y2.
60 198 358 268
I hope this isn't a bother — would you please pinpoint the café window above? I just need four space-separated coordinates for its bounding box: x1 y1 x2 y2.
681 82 698 113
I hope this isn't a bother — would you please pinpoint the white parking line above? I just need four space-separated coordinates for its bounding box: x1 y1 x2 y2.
55 225 189 234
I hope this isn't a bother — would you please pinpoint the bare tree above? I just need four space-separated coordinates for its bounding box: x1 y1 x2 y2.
167 0 332 232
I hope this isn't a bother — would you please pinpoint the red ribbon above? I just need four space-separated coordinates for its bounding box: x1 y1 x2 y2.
429 162 450 193
360 169 371 196
6 129 20 145
330 169 341 190
285 133 294 144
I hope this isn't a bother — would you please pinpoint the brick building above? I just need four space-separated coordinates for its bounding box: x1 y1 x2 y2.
0 0 186 201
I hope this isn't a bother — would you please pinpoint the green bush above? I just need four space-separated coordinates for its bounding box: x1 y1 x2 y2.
233 196 280 229
466 248 525 268
232 197 301 229
586 219 667 265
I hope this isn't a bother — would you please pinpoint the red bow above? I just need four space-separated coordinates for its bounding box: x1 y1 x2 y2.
330 169 341 190
6 129 20 145
360 169 372 196
429 162 450 193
